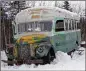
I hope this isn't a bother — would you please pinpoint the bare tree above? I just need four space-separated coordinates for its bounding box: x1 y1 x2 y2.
85 17 86 44
31 1 35 7
1 1 26 50
39 1 46 6
0 1 1 50
55 1 58 7
85 1 86 43
39 1 42 6
54 1 63 8
43 1 46 6
71 2 85 15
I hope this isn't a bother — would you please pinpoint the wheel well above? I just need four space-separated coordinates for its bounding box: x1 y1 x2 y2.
49 48 56 58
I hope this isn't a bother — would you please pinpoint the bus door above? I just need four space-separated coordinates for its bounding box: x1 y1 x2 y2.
52 17 67 52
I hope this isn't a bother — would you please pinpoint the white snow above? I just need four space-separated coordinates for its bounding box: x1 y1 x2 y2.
81 41 86 44
1 47 85 71
15 7 80 24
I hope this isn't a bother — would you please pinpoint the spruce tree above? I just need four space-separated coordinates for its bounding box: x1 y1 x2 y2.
63 1 72 11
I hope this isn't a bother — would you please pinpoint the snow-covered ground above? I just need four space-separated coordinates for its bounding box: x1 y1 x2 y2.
1 47 85 71
81 41 86 44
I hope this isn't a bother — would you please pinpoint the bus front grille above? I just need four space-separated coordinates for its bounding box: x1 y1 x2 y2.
18 44 30 60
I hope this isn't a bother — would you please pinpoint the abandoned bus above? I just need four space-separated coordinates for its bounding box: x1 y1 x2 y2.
5 7 81 65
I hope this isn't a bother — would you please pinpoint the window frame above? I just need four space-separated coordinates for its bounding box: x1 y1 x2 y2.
17 20 53 34
55 20 64 32
64 18 69 31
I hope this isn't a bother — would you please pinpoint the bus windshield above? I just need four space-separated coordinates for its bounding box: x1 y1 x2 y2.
18 20 52 33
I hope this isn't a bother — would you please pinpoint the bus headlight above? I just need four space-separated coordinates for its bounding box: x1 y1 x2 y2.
37 46 44 53
36 45 46 57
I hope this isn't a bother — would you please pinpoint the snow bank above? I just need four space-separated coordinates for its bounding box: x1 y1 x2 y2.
53 51 71 64
1 47 85 71
81 41 86 44
1 51 8 68
15 7 79 24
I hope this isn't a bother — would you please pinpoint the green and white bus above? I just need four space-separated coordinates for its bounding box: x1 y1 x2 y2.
6 7 81 65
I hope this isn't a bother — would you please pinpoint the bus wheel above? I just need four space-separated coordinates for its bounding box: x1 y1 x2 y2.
8 58 13 66
43 48 55 64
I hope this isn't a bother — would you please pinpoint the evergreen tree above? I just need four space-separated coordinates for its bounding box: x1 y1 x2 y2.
63 1 72 11
1 1 26 50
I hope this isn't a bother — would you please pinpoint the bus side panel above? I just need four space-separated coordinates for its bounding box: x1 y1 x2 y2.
51 32 68 53
76 30 81 45
66 31 78 52
51 31 79 53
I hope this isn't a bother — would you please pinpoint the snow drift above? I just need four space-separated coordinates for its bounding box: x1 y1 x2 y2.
1 47 85 71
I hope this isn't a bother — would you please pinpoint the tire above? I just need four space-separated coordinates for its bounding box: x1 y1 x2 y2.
8 58 13 66
43 52 50 64
43 48 55 64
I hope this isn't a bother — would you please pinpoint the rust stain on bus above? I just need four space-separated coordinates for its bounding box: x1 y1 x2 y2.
31 15 40 19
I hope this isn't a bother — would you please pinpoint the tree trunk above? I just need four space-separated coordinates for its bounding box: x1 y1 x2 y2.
85 17 86 48
0 17 1 51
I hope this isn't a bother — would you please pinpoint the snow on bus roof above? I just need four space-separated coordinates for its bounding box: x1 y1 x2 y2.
15 7 80 24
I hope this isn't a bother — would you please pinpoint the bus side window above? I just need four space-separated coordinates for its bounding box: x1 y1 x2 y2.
69 20 71 30
18 23 26 33
74 20 76 30
75 21 77 30
72 20 74 30
65 19 68 31
77 22 80 29
55 20 64 32
18 24 21 33
70 20 73 30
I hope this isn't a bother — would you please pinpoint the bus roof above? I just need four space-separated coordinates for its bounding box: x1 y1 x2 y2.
15 7 80 24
